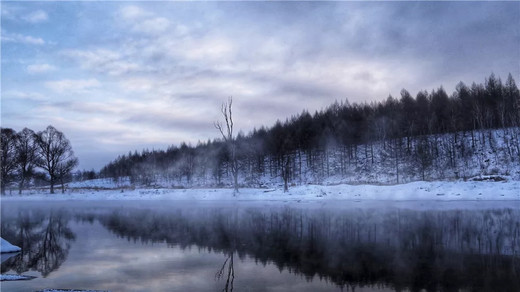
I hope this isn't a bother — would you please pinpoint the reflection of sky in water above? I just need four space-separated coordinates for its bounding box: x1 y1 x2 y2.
4 200 518 292
3 219 387 291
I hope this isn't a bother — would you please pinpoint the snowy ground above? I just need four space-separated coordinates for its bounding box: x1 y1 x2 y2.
1 179 519 202
35 290 108 292
0 274 36 281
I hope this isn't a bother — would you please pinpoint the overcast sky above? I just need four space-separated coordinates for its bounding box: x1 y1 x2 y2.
1 1 519 170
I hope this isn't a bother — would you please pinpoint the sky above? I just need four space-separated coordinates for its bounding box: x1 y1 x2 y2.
1 1 519 171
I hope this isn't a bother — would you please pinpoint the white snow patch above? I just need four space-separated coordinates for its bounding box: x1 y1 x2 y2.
36 290 108 292
1 237 21 253
0 274 35 281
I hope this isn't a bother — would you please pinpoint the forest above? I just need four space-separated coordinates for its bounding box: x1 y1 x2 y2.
98 73 520 190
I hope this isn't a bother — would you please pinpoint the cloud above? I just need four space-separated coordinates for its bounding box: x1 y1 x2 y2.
134 17 171 34
45 79 101 93
22 10 48 23
1 4 20 20
119 5 149 20
118 6 180 37
118 77 154 92
27 63 56 74
124 112 214 133
62 49 141 76
2 90 46 102
2 1 518 170
1 32 45 45
182 37 235 61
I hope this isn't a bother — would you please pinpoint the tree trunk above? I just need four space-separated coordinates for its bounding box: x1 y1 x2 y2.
282 155 290 192
18 177 25 195
50 177 55 194
298 150 302 184
370 142 374 164
395 140 400 184
233 171 238 194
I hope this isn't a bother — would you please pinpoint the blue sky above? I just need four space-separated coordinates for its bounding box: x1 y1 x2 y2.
1 1 519 170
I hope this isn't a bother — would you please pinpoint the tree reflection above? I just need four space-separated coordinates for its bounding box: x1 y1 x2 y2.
1 209 76 277
88 207 520 292
215 253 234 292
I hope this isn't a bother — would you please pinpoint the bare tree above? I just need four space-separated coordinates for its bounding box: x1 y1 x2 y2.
214 97 239 194
35 126 79 194
1 128 18 195
15 128 38 194
56 159 79 194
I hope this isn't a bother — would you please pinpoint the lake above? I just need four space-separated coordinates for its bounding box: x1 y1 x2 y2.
1 200 519 291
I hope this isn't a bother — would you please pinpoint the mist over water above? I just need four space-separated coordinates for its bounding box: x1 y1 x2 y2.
2 201 519 291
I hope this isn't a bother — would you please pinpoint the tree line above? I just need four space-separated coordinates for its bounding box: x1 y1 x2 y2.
99 73 520 190
1 125 78 194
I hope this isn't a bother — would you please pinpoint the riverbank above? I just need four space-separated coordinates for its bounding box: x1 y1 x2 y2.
1 179 519 201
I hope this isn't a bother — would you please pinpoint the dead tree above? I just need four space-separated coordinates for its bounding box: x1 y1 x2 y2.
215 97 239 194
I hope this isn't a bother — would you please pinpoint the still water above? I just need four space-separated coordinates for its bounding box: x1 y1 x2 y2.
1 200 519 292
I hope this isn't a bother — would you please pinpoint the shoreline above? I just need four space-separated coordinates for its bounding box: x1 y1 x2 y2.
1 180 519 202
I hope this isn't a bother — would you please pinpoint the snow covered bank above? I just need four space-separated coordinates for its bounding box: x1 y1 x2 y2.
0 274 36 281
1 180 519 201
36 290 108 292
1 238 21 253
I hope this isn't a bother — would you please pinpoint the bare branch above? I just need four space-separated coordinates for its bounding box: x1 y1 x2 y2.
228 97 233 139
214 121 227 142
215 256 230 280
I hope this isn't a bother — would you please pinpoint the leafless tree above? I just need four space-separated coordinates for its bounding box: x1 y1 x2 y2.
35 126 78 194
15 128 38 194
215 97 239 194
1 128 18 195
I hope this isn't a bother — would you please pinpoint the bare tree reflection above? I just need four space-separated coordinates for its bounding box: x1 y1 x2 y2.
1 209 76 277
215 252 234 292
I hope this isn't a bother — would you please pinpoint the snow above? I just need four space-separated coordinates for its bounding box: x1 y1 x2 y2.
67 177 131 189
0 274 36 281
1 237 21 253
36 290 108 292
1 179 519 202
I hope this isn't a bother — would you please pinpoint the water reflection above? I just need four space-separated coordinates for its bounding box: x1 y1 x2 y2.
215 253 235 292
1 209 76 277
92 207 520 292
1 204 519 292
